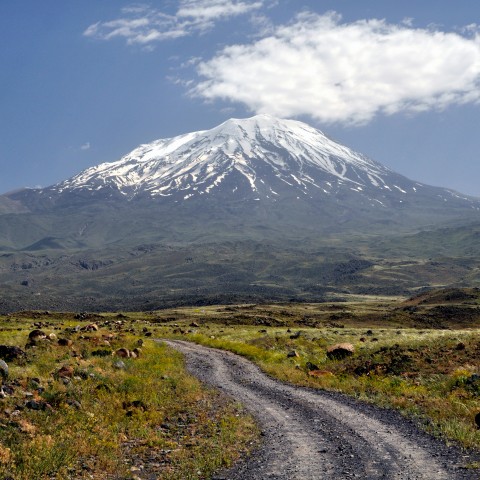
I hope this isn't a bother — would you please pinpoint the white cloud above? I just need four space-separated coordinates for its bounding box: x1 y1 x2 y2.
80 142 91 151
84 1 265 46
191 12 480 125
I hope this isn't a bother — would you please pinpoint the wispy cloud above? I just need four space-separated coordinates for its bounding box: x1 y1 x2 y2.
191 12 480 125
84 1 265 46
80 142 91 151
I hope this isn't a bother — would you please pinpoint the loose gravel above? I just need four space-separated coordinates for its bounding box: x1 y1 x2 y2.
165 340 480 480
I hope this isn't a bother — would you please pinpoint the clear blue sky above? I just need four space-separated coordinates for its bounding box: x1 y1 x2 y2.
1 1 480 196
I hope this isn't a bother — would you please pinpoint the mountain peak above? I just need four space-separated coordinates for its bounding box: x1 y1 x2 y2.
55 114 405 202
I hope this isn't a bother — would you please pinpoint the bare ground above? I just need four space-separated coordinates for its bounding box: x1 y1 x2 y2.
164 340 479 480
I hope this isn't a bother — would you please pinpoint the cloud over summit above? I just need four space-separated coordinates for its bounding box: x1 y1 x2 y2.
191 12 480 125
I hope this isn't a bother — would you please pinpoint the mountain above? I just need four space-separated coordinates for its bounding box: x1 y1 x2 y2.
1 114 480 312
12 114 478 210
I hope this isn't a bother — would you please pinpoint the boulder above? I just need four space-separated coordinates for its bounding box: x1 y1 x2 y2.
132 348 141 358
56 365 74 378
287 350 300 358
0 345 26 362
28 330 46 342
115 348 130 358
326 343 355 360
0 360 8 380
113 360 126 370
58 338 73 347
305 361 319 371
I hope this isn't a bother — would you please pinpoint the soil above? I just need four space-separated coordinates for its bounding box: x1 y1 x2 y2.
165 339 480 480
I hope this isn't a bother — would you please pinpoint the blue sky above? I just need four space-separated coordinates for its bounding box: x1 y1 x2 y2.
1 1 480 196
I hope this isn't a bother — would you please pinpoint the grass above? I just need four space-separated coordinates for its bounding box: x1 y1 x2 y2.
148 300 480 453
0 294 478 477
0 314 258 479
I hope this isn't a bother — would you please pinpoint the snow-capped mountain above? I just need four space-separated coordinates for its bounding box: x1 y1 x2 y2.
6 114 479 243
54 114 451 206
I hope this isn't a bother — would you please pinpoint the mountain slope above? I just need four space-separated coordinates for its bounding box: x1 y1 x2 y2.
1 115 480 310
5 114 478 249
49 114 476 210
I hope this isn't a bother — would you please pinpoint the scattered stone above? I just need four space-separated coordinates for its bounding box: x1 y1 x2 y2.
47 333 57 340
67 399 82 409
359 337 366 342
456 342 466 351
145 331 153 337
290 331 302 339
132 348 142 357
25 399 48 411
326 343 355 360
190 322 200 328
56 365 74 378
305 361 319 371
475 412 480 429
0 360 8 380
113 360 126 370
115 348 130 358
28 329 46 341
366 330 374 336
0 345 26 361
85 323 99 332
136 339 144 347
371 338 379 342
287 350 300 358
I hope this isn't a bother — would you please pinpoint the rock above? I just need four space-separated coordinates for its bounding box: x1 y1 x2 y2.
136 339 144 347
47 333 57 341
290 331 302 339
287 350 300 358
190 322 200 328
305 361 319 371
25 399 49 411
145 331 153 337
475 412 480 429
113 360 126 370
85 323 99 332
28 329 46 342
326 343 355 360
58 338 73 347
308 370 334 378
115 348 130 358
0 345 26 361
359 337 366 342
0 360 8 380
56 365 74 378
456 342 466 350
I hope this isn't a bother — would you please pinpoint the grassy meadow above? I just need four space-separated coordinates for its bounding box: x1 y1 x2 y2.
0 291 478 478
0 312 257 479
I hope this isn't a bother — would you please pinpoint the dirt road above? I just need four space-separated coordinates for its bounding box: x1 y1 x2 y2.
164 340 478 480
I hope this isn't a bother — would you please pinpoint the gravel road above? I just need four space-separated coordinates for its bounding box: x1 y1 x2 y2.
164 339 479 480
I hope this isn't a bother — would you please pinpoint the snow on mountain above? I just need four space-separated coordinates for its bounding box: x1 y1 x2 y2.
55 114 463 205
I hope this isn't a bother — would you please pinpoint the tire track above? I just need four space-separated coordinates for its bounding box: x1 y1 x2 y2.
164 340 477 480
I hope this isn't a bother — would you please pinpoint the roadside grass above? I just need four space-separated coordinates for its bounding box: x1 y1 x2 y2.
157 323 480 452
0 315 258 479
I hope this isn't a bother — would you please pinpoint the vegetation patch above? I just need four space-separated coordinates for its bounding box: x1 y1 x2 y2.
0 314 257 479
148 296 480 453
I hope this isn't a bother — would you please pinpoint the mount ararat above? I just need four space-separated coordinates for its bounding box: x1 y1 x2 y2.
0 115 479 312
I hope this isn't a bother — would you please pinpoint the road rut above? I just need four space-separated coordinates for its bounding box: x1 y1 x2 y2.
164 340 478 480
